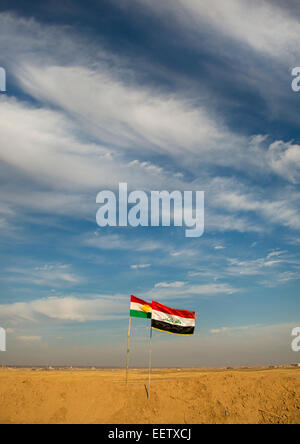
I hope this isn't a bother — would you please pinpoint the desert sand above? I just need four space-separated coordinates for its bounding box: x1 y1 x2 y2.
0 367 299 424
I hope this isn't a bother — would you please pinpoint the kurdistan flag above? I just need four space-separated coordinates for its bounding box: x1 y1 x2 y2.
130 295 152 319
151 300 195 335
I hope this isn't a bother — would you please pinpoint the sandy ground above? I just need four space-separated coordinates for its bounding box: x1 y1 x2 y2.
0 367 299 424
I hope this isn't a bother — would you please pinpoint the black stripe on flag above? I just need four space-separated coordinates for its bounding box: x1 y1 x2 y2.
151 319 195 335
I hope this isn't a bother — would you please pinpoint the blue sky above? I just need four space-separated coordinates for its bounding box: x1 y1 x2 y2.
0 0 299 367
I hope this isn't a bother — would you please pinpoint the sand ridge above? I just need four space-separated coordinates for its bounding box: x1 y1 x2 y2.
0 368 299 424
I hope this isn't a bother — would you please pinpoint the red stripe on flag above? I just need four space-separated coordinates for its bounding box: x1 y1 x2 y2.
130 295 152 306
152 301 195 319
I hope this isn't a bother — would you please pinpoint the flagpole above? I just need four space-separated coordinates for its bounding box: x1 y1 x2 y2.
125 316 132 384
148 325 153 400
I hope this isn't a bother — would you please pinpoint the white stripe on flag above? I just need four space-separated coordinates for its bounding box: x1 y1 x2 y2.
130 302 151 311
152 310 195 327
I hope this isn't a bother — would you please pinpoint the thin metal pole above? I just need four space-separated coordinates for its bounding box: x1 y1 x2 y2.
126 316 132 384
148 326 153 400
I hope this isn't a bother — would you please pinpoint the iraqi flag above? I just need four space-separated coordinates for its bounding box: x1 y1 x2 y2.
130 295 152 319
151 301 195 335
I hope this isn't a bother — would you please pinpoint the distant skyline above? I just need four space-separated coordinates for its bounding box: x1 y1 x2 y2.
0 0 299 367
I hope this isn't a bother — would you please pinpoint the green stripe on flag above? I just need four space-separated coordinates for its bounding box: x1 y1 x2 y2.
130 309 151 319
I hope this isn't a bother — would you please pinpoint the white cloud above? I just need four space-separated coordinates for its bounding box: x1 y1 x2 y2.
4 263 80 287
130 264 151 269
82 233 163 252
145 282 239 300
132 0 300 62
0 97 180 196
0 14 276 177
210 326 252 334
267 141 300 184
0 295 128 323
170 250 197 258
262 271 300 287
274 271 300 284
0 12 299 240
226 250 300 284
227 256 282 276
212 188 300 231
155 281 185 288
266 250 286 259
128 160 164 176
24 61 300 186
205 210 264 234
17 64 238 166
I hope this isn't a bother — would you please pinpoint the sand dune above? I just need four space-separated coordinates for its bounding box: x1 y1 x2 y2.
0 368 299 424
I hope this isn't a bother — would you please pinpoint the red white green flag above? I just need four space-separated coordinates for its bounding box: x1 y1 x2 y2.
130 295 152 319
151 300 195 335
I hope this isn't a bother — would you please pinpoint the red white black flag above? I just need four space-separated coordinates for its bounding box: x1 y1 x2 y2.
151 301 195 335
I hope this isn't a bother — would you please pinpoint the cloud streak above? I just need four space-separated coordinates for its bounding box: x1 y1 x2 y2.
0 295 128 324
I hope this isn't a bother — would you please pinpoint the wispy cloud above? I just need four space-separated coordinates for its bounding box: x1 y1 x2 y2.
212 188 300 231
210 325 253 334
132 0 300 62
226 250 299 277
0 295 128 324
81 232 163 252
4 263 80 287
155 281 185 288
145 282 239 300
262 271 300 287
130 264 151 269
267 141 300 184
0 12 299 239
